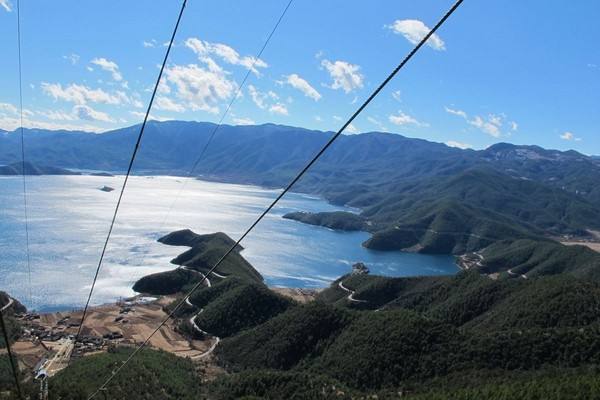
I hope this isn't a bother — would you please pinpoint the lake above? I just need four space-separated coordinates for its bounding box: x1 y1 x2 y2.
0 175 458 311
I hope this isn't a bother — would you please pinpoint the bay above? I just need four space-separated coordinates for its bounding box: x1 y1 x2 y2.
0 175 458 311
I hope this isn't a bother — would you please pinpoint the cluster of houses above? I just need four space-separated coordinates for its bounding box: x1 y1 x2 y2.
16 313 116 356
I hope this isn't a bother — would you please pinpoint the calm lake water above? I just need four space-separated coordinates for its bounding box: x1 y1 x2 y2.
0 175 458 311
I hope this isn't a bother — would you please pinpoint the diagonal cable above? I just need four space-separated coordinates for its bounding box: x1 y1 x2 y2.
16 0 32 311
74 0 188 343
1 307 24 400
85 0 464 398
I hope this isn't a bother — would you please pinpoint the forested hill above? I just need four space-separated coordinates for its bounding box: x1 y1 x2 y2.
133 230 262 295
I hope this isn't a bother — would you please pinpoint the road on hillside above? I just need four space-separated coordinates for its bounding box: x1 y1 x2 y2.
338 281 367 303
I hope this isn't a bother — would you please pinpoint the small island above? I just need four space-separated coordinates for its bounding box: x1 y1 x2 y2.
99 186 115 192
90 172 115 177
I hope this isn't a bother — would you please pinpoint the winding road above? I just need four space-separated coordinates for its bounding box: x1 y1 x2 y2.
338 281 367 303
181 266 212 307
188 309 221 359
0 296 14 313
210 270 227 279
507 269 528 279
177 265 225 358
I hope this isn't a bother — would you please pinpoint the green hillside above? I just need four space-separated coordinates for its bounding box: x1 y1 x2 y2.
193 282 293 338
292 167 600 257
314 309 460 389
132 267 201 295
208 370 357 400
49 348 202 399
403 370 600 400
480 239 600 279
216 302 355 371
0 292 25 348
208 270 600 396
0 354 24 399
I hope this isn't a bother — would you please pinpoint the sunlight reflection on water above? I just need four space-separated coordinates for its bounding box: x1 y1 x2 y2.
0 175 458 311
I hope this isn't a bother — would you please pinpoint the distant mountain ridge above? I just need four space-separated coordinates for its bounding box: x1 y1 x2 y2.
0 161 79 176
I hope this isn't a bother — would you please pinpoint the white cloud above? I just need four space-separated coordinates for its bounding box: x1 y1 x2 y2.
367 116 388 132
321 59 364 93
39 109 76 121
446 140 472 149
63 54 80 65
0 102 18 115
269 103 288 116
73 105 114 122
560 131 582 141
164 64 235 114
131 98 144 108
155 96 185 113
185 37 267 75
282 74 321 101
444 106 467 118
346 123 359 134
560 132 574 140
445 106 515 138
232 117 255 125
129 110 172 122
41 83 125 105
248 84 267 109
391 90 402 102
143 39 157 48
387 19 445 51
157 79 171 94
469 115 502 137
315 116 322 122
0 103 34 118
388 110 427 127
0 0 11 12
91 57 123 81
333 115 343 122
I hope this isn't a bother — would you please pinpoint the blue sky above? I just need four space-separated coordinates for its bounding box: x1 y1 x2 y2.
1 0 599 154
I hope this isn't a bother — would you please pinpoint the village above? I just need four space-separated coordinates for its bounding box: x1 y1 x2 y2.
9 295 216 379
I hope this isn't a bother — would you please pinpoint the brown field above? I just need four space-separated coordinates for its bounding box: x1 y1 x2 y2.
561 241 600 253
12 295 216 376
